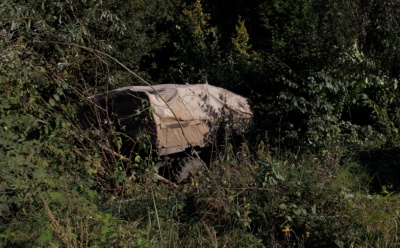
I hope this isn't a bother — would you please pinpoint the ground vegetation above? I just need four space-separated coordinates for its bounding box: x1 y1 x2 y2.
1 0 400 247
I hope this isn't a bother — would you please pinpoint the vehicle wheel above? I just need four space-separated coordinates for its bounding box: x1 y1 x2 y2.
156 157 175 180
177 157 204 183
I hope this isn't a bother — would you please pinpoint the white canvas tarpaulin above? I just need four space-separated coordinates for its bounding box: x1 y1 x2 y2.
86 84 253 155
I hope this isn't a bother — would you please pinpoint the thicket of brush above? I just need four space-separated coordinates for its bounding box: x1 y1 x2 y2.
2 0 400 247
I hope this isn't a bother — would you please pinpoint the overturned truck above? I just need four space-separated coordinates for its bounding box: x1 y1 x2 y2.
80 84 253 182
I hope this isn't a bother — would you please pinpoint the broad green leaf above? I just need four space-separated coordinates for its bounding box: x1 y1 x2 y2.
49 191 64 204
53 94 60 102
33 168 47 179
49 98 56 106
36 228 53 243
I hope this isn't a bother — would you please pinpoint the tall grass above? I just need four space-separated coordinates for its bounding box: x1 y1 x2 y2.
99 143 400 247
2 142 400 247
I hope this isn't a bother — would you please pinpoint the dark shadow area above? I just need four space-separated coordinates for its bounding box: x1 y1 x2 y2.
357 146 400 193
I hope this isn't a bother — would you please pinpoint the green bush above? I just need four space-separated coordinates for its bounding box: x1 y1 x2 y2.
2 0 400 247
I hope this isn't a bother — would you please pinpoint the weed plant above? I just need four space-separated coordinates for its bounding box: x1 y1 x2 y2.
2 139 400 247
100 142 400 247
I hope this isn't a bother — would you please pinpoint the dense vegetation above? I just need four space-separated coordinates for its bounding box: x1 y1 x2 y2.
1 0 400 247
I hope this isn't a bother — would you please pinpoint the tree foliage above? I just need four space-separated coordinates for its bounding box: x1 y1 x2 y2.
2 0 400 246
1 0 135 245
166 0 400 149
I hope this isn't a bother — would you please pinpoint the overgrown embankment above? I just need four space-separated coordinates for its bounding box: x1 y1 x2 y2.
2 0 400 247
